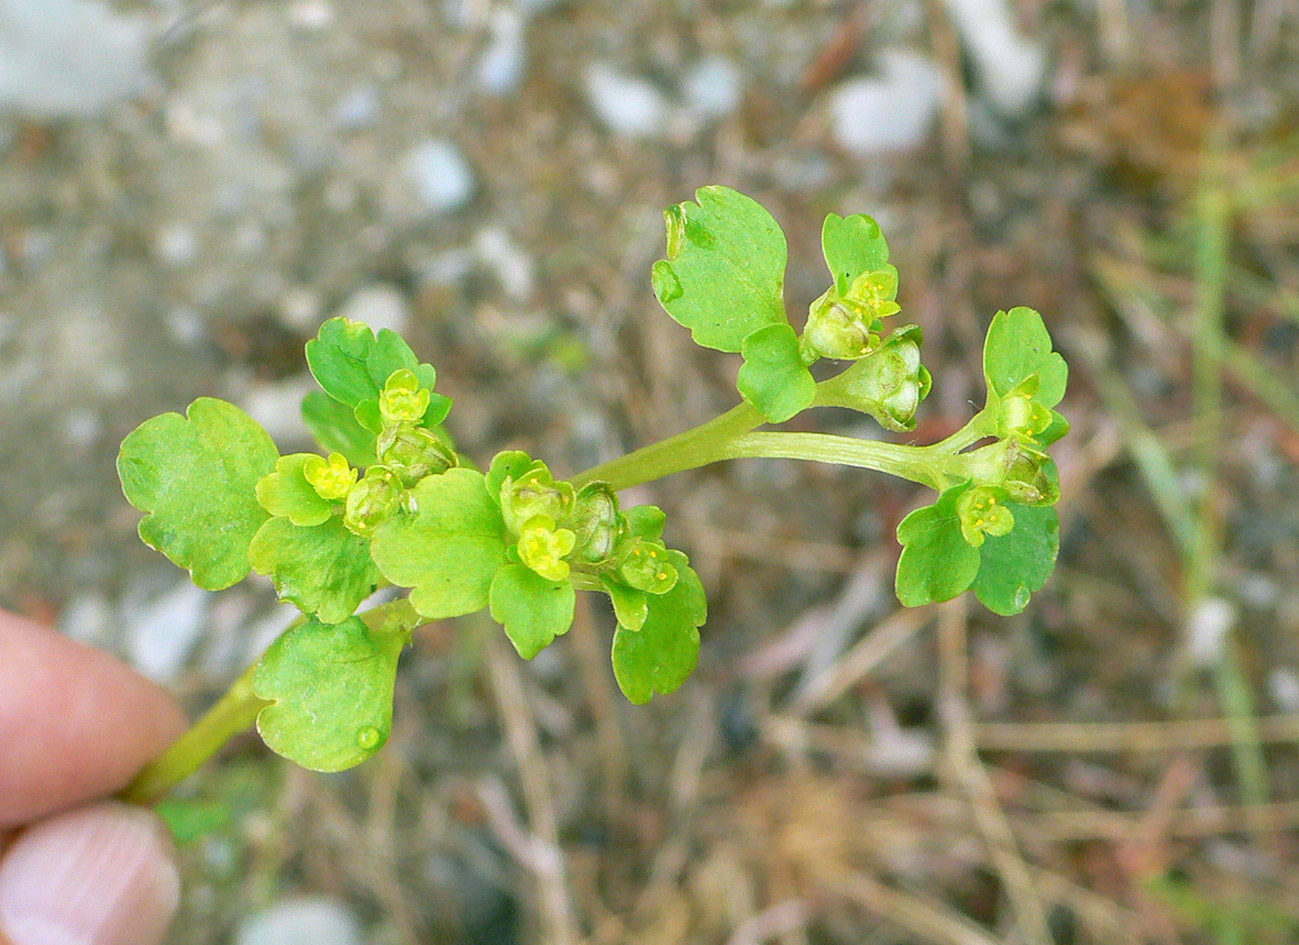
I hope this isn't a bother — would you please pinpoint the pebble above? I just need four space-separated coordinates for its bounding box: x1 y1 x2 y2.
59 592 114 647
1268 667 1299 713
474 226 534 301
405 139 476 215
476 9 527 96
242 374 318 445
682 56 743 119
0 0 151 118
1184 596 1237 667
332 85 381 131
942 0 1047 119
584 63 669 138
826 50 943 155
337 283 409 335
236 897 363 945
125 582 211 682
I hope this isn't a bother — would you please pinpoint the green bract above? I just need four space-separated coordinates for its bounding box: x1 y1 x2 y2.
119 185 1072 793
651 185 788 352
253 613 409 771
118 398 279 590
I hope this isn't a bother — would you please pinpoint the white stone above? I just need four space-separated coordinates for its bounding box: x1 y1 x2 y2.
683 56 743 118
826 50 943 155
1268 667 1299 713
476 9 527 96
0 0 151 118
237 897 363 945
1184 596 1238 667
242 374 317 444
154 223 199 268
337 283 409 335
60 593 113 647
125 582 211 682
405 139 476 215
584 63 669 138
332 85 380 131
943 0 1048 118
474 226 534 301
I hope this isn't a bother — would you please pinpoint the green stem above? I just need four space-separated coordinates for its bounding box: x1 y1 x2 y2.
719 432 958 491
119 600 420 806
569 401 766 490
119 659 269 806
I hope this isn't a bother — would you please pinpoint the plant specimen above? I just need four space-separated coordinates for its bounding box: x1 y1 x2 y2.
116 186 1068 800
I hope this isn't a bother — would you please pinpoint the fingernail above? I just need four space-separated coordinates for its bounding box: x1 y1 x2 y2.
0 802 180 945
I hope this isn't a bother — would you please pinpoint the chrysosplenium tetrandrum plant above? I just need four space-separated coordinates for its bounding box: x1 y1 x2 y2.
117 186 1068 795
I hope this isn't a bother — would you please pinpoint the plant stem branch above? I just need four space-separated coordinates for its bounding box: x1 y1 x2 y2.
119 658 269 806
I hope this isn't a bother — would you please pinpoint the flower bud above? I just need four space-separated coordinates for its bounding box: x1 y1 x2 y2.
565 482 625 567
343 467 402 536
616 538 678 594
997 377 1053 441
956 485 1015 548
303 452 357 501
501 464 574 536
803 288 879 361
377 423 457 486
379 368 431 425
1000 440 1060 507
517 516 577 582
816 326 928 431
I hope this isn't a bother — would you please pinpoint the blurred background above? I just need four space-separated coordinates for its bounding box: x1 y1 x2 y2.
3 0 1299 942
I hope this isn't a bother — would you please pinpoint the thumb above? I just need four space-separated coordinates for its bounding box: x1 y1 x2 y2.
0 802 179 945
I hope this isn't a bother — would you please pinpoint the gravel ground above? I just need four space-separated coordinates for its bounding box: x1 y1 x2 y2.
4 0 1299 943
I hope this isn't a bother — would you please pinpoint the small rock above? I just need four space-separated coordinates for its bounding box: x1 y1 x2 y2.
826 50 943 155
476 9 527 96
278 286 324 332
1268 667 1299 713
165 307 207 347
242 375 317 445
60 592 113 647
942 0 1048 119
60 406 102 450
1184 596 1237 667
286 0 332 30
236 897 363 945
0 0 150 118
405 139 476 215
584 63 669 138
682 56 743 119
125 582 211 682
474 226 534 301
337 283 409 335
332 85 381 131
154 223 199 268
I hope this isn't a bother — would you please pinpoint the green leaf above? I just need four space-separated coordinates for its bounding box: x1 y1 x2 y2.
612 550 705 704
301 391 378 467
255 454 335 527
489 563 576 659
306 317 379 408
894 484 982 607
983 307 1068 407
602 575 648 631
737 324 817 423
306 318 449 422
248 516 381 624
971 504 1059 615
253 616 405 772
821 212 890 296
624 505 666 541
370 468 509 618
118 398 279 591
1036 409 1071 448
486 450 536 506
651 185 788 352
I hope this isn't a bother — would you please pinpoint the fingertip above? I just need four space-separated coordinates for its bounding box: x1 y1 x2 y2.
0 802 180 945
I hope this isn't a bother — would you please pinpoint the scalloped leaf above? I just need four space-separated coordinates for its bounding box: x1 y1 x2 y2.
612 550 705 704
489 563 576 659
971 504 1059 615
255 454 335 527
650 185 788 352
118 398 279 590
821 212 890 296
894 484 981 607
737 323 817 423
253 615 404 772
983 307 1068 407
248 516 381 624
301 391 377 467
369 468 509 618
